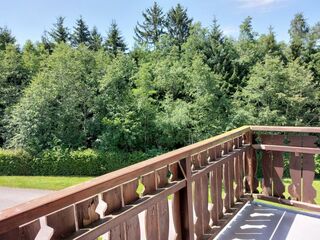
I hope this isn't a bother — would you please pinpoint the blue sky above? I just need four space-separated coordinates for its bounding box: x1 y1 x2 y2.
0 0 319 48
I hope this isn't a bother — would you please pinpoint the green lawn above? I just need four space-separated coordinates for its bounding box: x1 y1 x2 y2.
0 176 93 190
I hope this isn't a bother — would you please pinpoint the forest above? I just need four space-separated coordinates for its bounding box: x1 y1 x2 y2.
0 3 319 175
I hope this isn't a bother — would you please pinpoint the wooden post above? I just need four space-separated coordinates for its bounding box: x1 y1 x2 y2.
179 157 194 240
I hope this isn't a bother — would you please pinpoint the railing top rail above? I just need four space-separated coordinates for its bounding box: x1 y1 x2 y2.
0 126 250 233
250 125 320 133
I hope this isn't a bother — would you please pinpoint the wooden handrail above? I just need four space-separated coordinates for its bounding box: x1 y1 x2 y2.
252 144 320 154
250 125 320 133
0 125 250 235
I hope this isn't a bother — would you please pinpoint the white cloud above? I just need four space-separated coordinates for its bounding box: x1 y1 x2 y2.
236 0 284 8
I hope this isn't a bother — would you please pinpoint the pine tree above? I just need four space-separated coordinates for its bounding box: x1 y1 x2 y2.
239 16 257 42
48 16 70 44
89 26 103 51
0 26 16 50
288 13 309 59
166 4 192 48
41 31 54 52
105 21 126 55
72 16 91 47
134 2 165 47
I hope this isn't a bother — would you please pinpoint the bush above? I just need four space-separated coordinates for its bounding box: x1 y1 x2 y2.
0 148 162 176
0 149 32 175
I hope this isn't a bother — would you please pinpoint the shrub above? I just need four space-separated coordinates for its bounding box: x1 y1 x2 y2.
0 148 162 176
0 149 32 175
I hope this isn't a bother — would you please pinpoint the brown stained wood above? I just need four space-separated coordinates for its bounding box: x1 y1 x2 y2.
0 228 19 240
194 176 203 238
251 125 320 133
229 156 235 207
272 151 285 198
74 181 186 240
261 151 272 196
245 147 258 194
223 162 231 212
178 157 194 240
110 225 126 240
252 144 320 155
234 154 241 201
156 167 170 240
169 163 182 240
47 206 76 240
217 165 223 218
210 166 219 225
103 186 125 240
76 196 100 228
19 220 40 240
302 135 318 204
123 179 140 240
302 154 316 204
125 216 140 240
287 136 302 201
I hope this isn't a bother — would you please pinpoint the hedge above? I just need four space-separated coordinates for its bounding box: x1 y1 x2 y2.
0 148 161 176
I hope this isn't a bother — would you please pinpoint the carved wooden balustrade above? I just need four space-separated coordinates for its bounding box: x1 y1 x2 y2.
251 126 320 211
0 126 319 240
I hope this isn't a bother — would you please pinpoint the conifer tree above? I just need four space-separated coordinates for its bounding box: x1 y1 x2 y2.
288 13 309 60
239 16 257 42
89 26 103 51
166 4 192 48
0 26 16 50
105 21 126 55
134 2 165 47
72 16 91 47
48 16 70 44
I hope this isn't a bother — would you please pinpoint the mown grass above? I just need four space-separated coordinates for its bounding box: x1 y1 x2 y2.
0 176 93 190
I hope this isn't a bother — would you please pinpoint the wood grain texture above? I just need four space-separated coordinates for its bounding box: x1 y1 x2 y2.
170 163 182 240
19 219 40 240
288 136 302 201
123 179 140 240
103 186 125 240
76 196 100 228
47 206 76 240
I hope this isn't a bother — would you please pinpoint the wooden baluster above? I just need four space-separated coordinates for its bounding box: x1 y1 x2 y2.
200 151 210 232
302 136 317 204
170 163 182 239
234 153 241 201
222 142 231 213
46 206 76 239
156 167 170 240
261 150 273 196
209 147 219 225
19 220 41 240
271 135 285 198
179 157 195 240
288 136 303 201
103 186 125 240
229 140 235 207
123 179 140 240
141 172 158 240
193 154 204 238
76 196 100 229
215 145 224 219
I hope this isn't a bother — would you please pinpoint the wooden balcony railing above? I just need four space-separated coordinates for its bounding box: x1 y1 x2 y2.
0 126 319 240
251 126 320 211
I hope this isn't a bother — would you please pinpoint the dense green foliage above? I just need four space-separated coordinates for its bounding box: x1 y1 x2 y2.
0 4 320 175
0 148 158 176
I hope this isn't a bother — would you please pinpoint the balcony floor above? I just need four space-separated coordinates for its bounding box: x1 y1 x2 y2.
215 200 320 240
